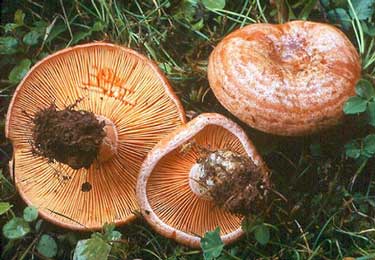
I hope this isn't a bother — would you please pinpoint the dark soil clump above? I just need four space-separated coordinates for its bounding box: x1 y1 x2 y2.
198 150 269 216
31 104 106 170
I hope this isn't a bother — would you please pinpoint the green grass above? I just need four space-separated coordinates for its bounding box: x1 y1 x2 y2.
1 0 375 259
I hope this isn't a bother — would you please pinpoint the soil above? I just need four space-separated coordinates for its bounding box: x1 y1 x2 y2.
31 103 106 170
197 150 270 216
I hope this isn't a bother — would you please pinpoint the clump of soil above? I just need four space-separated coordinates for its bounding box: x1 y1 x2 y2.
197 150 270 216
31 104 106 170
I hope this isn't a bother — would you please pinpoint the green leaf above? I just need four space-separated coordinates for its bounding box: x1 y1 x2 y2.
159 62 173 74
254 224 270 246
356 79 375 99
36 234 58 258
241 217 262 233
71 30 93 45
362 21 375 36
174 0 198 22
73 237 111 260
32 20 48 33
14 9 25 25
202 0 225 10
92 21 105 32
350 0 374 20
23 206 38 222
192 19 204 31
0 36 18 55
327 8 352 30
343 96 368 114
367 101 375 126
320 0 330 8
108 231 121 241
8 59 31 84
345 141 361 159
320 0 346 8
103 223 115 234
38 52 49 59
103 223 121 241
241 218 253 233
3 23 19 33
3 217 30 239
59 232 78 247
201 227 224 260
299 0 318 20
23 31 41 46
46 23 67 43
364 134 375 155
0 202 12 215
0 171 15 199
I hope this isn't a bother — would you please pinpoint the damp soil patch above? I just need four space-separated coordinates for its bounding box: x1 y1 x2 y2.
31 104 106 170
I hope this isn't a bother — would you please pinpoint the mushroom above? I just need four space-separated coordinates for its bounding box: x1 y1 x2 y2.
6 42 186 230
137 113 269 248
208 20 361 136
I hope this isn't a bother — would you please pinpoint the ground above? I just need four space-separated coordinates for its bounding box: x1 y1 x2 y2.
1 0 375 259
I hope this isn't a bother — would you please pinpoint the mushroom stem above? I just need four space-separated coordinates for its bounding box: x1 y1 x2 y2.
95 115 118 163
188 163 212 200
188 149 268 216
31 104 118 169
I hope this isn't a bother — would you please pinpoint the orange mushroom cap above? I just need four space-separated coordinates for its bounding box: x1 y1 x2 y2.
137 113 268 248
6 42 186 230
208 20 361 136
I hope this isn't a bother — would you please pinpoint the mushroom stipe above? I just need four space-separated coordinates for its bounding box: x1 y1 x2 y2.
183 141 270 216
31 103 106 170
195 149 269 217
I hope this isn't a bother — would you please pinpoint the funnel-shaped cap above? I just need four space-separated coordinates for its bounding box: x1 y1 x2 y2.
137 113 268 247
6 42 186 230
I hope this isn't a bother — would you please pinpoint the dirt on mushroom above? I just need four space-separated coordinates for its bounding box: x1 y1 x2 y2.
197 150 270 216
31 103 106 170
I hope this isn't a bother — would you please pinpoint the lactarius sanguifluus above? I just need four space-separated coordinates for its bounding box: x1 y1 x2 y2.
208 20 361 136
137 113 269 248
6 42 186 230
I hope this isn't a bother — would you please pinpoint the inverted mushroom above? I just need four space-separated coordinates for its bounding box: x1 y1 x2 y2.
6 42 186 230
208 20 361 136
137 113 269 248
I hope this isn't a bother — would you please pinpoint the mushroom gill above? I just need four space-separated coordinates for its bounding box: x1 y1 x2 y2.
6 42 186 230
137 113 269 248
147 125 245 235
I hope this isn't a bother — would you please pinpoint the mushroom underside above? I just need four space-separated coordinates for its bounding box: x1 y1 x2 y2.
7 43 186 230
146 124 267 237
